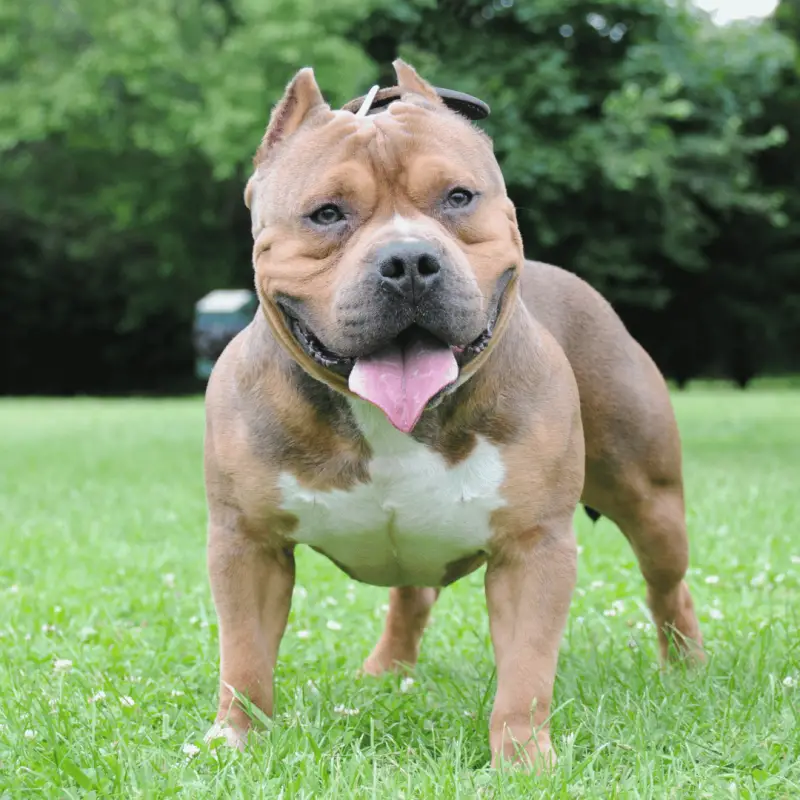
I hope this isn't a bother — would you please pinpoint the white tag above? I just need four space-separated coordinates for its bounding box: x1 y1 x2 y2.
355 84 380 118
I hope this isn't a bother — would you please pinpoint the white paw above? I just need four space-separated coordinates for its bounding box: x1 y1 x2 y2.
204 722 245 751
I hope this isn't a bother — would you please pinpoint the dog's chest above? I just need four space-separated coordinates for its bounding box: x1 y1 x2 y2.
277 401 506 586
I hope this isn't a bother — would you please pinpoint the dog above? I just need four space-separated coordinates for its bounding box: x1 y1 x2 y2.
202 60 703 769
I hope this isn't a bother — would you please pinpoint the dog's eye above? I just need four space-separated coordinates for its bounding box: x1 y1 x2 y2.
309 204 345 226
445 188 475 209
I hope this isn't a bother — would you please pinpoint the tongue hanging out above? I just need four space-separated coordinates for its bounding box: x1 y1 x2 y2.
348 328 459 433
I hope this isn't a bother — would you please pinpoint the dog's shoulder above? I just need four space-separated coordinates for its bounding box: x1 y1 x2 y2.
206 315 372 501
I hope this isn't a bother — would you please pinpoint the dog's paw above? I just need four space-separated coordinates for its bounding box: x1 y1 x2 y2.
359 653 414 678
204 722 245 752
359 655 390 677
490 729 557 773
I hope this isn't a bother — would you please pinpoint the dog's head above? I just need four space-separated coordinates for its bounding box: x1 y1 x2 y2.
247 61 524 432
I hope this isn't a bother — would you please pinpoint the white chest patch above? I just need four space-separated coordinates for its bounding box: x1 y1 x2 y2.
277 400 507 586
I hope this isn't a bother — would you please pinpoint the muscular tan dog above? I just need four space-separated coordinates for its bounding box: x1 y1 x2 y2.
203 60 703 768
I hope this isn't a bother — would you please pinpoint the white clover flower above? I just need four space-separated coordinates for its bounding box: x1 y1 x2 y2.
333 705 359 716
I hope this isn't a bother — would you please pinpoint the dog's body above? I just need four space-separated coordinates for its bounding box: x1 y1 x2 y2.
204 62 702 767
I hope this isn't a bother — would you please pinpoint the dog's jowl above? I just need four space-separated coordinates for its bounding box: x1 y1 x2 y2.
203 60 703 769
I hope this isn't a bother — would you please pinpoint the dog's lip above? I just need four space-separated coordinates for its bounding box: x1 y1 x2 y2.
279 305 356 377
277 292 505 377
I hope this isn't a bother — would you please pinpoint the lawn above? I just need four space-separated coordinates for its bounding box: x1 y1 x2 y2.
0 386 798 798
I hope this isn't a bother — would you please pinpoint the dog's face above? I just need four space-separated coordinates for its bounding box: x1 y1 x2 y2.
248 61 524 431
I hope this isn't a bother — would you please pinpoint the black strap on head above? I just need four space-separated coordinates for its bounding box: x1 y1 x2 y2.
342 86 490 120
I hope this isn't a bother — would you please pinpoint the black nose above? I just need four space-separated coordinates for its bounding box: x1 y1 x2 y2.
376 240 442 301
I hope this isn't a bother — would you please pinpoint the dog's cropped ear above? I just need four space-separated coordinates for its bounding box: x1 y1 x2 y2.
393 59 444 106
254 68 330 166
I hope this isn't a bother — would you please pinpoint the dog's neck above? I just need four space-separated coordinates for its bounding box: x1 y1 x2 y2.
252 299 537 462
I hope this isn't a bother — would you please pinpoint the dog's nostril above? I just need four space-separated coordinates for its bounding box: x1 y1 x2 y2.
380 256 406 280
417 253 440 277
376 243 443 287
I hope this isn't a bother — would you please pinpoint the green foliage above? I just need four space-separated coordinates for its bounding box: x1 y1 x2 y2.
0 0 376 392
0 0 797 392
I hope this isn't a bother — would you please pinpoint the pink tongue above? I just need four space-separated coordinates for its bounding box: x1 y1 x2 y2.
348 331 459 433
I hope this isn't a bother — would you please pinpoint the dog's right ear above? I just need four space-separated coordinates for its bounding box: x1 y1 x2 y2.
393 60 444 106
253 68 330 167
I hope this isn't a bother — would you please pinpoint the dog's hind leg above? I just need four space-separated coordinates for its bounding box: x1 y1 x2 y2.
616 485 703 661
362 587 439 675
584 472 703 662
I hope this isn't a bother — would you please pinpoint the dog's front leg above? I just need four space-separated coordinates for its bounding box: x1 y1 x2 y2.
486 517 577 770
206 509 295 749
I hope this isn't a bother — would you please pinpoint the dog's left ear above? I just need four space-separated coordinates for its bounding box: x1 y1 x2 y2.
393 59 444 106
244 175 255 210
253 68 330 167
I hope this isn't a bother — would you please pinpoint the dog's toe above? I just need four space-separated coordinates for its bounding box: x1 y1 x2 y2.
359 656 391 677
205 722 246 751
360 652 415 678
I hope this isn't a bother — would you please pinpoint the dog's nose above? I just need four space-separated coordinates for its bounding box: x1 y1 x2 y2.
376 240 442 300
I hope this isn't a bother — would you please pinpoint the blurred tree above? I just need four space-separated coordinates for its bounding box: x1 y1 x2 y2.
741 0 800 379
663 13 800 386
0 0 796 392
0 0 376 392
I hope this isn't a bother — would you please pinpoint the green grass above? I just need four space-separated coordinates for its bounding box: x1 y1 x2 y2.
1 387 798 798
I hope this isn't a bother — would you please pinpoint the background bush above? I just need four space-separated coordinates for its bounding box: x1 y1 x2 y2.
1 0 798 393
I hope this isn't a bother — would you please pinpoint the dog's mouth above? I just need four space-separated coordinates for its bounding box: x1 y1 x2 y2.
279 298 503 433
284 311 498 375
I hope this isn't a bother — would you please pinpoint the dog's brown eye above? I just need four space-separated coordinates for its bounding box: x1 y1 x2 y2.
309 204 345 226
445 188 474 209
